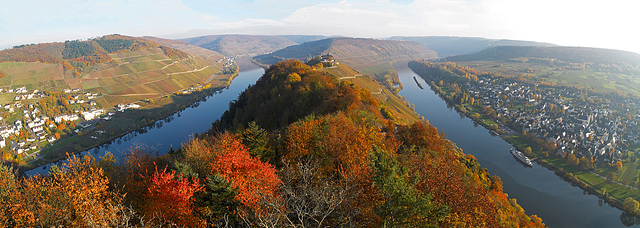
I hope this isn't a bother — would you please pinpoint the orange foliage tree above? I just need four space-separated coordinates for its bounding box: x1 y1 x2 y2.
0 154 130 227
143 167 204 227
211 138 281 212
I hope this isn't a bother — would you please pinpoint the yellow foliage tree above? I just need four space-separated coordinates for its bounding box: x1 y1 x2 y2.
286 72 301 83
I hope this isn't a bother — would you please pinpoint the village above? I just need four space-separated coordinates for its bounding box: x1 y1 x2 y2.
459 74 640 163
0 87 144 161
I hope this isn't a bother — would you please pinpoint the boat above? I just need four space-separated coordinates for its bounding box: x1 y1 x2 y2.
413 76 424 89
510 148 533 167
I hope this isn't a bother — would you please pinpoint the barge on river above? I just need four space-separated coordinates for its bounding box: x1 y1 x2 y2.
413 76 424 89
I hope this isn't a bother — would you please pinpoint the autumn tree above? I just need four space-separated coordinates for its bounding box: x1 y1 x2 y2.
210 138 281 216
616 161 624 172
567 153 580 167
268 159 364 227
623 197 640 214
0 164 27 227
370 147 449 227
0 154 132 227
143 166 204 227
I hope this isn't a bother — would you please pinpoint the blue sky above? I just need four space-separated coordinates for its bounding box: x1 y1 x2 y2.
1 0 639 54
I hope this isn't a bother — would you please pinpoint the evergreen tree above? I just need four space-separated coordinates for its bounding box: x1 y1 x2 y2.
370 147 449 227
195 174 242 227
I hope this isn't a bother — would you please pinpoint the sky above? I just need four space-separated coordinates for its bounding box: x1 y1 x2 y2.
1 0 639 54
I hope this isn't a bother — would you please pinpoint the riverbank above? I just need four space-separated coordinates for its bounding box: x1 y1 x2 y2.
18 71 239 173
409 65 640 217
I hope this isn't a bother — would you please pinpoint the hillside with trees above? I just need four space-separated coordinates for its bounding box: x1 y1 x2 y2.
276 35 332 44
447 46 640 67
0 60 545 227
443 45 640 96
390 36 554 58
253 37 437 71
180 35 298 56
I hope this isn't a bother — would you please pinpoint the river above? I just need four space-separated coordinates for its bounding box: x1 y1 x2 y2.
395 62 636 227
28 63 265 175
26 60 635 227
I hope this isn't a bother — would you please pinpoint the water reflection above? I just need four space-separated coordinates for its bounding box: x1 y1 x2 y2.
394 61 636 227
27 63 265 176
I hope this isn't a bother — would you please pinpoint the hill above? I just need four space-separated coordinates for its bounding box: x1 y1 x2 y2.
0 35 228 108
390 36 554 58
180 34 298 56
142 36 225 66
276 35 333 44
0 60 546 227
253 37 437 75
443 46 640 95
447 45 640 66
0 35 236 166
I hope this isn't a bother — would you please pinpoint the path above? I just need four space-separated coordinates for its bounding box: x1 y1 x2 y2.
339 74 362 80
117 58 172 66
590 171 639 190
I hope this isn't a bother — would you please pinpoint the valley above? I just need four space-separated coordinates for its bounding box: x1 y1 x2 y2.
0 35 237 169
2 33 640 227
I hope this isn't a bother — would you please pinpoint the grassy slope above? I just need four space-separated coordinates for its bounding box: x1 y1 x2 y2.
321 64 420 125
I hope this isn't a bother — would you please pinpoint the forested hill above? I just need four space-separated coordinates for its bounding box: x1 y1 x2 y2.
0 35 189 66
206 60 546 227
275 35 332 44
253 37 438 71
390 36 554 58
180 34 298 56
142 36 225 61
447 45 640 67
0 60 546 227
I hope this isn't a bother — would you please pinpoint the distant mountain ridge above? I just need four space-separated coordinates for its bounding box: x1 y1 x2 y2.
276 35 334 44
180 35 298 56
390 36 555 58
446 45 640 66
254 37 437 71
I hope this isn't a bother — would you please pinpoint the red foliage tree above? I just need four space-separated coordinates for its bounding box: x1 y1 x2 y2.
144 167 204 227
211 139 281 212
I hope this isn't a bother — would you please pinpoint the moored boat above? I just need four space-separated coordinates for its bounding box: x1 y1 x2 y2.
510 148 533 166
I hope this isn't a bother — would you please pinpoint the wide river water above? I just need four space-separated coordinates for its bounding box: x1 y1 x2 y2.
28 64 265 175
29 61 637 227
395 61 635 227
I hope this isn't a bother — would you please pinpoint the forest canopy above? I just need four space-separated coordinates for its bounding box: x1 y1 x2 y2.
0 60 545 227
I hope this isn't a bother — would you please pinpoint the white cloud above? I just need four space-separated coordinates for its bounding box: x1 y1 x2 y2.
0 0 209 49
280 1 398 36
1 0 639 54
